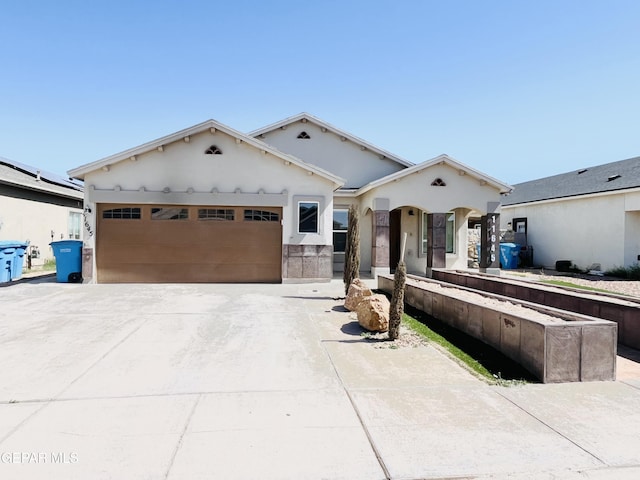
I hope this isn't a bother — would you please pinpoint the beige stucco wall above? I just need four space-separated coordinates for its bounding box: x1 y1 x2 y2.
81 129 337 254
257 122 406 188
0 195 82 267
502 189 640 271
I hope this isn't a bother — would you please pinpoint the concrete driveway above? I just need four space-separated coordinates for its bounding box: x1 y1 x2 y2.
1 280 640 479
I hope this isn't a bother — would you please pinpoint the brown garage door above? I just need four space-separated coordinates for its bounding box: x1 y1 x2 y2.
96 204 282 283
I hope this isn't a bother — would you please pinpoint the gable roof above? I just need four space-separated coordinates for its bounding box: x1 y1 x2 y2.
503 155 640 205
68 119 345 188
249 112 414 169
0 156 83 199
354 154 513 196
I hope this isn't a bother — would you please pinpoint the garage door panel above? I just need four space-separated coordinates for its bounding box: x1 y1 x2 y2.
97 204 282 283
98 263 281 283
99 246 282 265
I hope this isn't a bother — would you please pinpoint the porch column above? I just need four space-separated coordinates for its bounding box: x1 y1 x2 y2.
371 198 390 277
480 213 500 274
426 212 447 277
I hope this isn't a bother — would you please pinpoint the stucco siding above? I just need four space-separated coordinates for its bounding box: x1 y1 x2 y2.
83 128 336 251
624 211 640 267
0 194 82 266
258 123 406 188
503 194 628 271
360 163 502 215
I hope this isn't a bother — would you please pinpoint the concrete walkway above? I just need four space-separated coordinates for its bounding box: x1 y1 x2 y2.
0 280 639 479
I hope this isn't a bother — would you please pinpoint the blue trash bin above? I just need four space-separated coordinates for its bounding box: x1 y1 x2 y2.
50 240 83 283
0 247 15 283
0 240 28 280
499 243 521 269
11 243 28 280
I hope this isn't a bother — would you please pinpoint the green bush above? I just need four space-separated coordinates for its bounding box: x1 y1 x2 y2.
605 263 640 280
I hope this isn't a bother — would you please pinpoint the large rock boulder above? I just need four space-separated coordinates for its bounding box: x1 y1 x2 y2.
344 278 372 312
356 294 390 332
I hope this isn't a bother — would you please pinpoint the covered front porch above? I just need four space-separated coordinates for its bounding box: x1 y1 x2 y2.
334 155 513 278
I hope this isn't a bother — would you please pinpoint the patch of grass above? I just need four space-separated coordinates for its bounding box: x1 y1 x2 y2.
42 258 56 271
539 279 616 294
402 306 535 386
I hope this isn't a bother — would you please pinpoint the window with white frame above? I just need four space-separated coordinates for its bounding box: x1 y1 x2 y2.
333 209 348 253
68 212 81 239
298 201 319 233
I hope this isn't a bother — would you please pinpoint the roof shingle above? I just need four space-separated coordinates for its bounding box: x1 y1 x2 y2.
502 156 640 205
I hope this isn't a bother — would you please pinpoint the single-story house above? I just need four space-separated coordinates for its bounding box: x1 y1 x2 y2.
69 113 512 283
501 155 640 272
0 156 84 268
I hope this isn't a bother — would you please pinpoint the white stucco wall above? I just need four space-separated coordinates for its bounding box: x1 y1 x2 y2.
359 162 503 215
81 129 337 251
0 195 82 266
625 211 640 267
394 207 471 275
353 162 502 275
257 122 406 188
502 190 640 271
331 196 373 273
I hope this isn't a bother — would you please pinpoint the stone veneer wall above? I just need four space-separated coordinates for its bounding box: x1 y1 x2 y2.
282 245 333 281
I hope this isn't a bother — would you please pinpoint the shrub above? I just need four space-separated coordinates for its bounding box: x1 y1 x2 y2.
343 204 360 294
605 263 640 280
388 260 406 340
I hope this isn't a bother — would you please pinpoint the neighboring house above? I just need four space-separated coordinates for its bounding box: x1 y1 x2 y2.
501 156 640 272
0 156 84 267
68 113 512 284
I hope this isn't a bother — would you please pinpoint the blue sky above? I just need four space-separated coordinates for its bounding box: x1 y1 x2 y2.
1 0 638 184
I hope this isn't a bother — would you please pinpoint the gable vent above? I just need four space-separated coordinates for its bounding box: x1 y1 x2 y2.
205 145 222 155
431 178 446 187
607 174 621 182
297 131 311 139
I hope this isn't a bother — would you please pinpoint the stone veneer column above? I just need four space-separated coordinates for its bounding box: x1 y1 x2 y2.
480 213 500 274
82 247 93 283
426 213 447 277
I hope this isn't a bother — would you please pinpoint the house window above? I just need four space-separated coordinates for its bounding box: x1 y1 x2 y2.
297 131 311 139
68 212 81 239
151 207 189 220
421 211 455 254
198 209 235 221
333 209 348 253
298 201 319 233
205 145 222 154
421 212 428 255
446 212 455 253
102 207 141 219
244 209 279 222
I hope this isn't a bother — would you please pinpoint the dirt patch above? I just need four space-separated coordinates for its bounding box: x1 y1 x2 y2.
409 278 565 323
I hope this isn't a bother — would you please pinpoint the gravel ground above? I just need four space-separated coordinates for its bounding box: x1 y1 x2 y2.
502 270 640 298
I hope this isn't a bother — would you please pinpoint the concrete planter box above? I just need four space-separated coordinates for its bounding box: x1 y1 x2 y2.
379 275 617 383
432 270 640 350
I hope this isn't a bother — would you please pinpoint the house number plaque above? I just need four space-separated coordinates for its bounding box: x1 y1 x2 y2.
480 213 500 269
